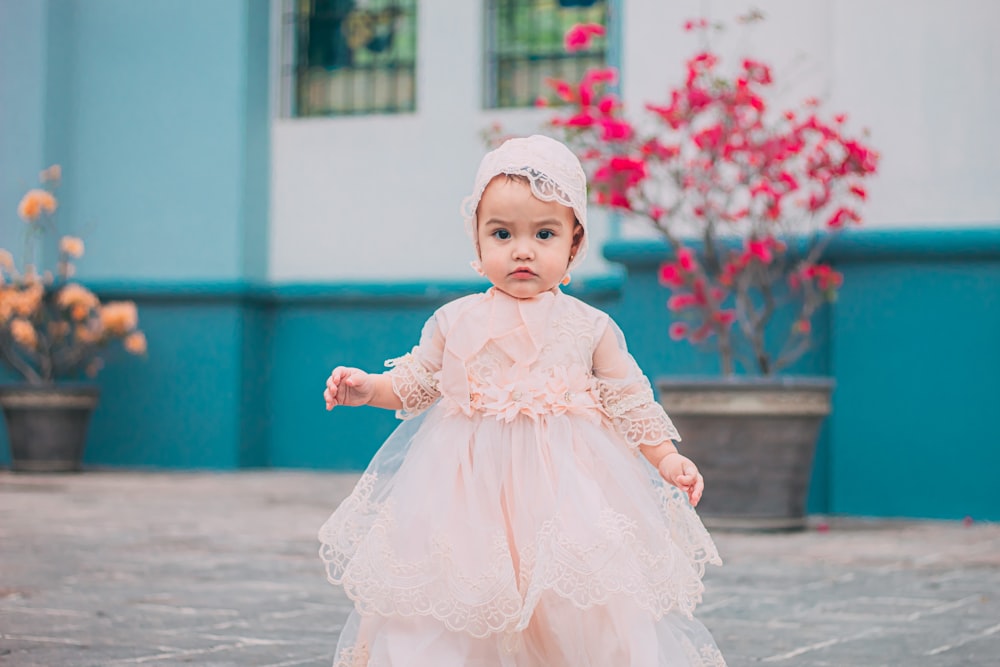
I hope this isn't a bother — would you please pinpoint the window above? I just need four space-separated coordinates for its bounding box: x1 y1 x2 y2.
282 0 418 117
485 0 610 109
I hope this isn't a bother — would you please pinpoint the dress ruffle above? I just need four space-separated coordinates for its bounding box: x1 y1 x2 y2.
319 288 725 666
319 410 722 665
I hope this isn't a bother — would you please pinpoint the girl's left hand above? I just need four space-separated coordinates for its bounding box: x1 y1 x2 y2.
657 452 705 507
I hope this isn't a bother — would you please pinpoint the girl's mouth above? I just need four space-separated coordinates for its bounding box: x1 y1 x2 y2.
511 268 536 279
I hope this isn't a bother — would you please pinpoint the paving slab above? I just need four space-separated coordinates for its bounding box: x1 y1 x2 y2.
1 471 997 666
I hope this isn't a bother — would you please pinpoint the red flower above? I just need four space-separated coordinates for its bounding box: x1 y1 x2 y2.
600 118 633 142
677 247 696 271
546 78 575 103
668 293 698 311
745 240 773 264
565 112 596 128
597 94 619 116
669 322 689 340
658 263 685 287
826 207 861 228
582 67 618 87
564 23 605 53
714 310 736 326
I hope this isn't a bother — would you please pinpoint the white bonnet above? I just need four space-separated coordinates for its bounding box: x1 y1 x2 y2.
460 135 589 271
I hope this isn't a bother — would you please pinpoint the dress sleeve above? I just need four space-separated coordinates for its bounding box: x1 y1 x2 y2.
384 315 444 420
592 318 681 452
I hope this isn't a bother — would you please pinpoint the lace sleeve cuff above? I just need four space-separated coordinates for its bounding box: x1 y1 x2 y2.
598 379 682 452
385 352 440 420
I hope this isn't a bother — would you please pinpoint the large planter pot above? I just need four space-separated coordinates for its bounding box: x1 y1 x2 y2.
0 384 100 472
655 376 833 531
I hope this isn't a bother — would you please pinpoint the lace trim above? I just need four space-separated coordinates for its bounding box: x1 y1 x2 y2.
517 486 718 629
598 379 682 450
682 635 729 667
320 473 720 640
384 352 440 420
333 643 370 667
460 136 590 270
320 474 523 639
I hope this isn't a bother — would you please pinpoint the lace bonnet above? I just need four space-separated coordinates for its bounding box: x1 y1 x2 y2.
461 135 589 271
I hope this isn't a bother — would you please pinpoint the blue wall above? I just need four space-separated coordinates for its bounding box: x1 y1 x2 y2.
1 3 998 522
0 0 270 279
3 231 997 523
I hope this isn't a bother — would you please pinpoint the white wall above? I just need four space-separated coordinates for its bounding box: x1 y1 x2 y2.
624 0 1000 232
270 0 1000 282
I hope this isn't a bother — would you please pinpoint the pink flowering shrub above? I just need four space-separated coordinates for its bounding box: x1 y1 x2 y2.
1 167 146 384
541 16 879 375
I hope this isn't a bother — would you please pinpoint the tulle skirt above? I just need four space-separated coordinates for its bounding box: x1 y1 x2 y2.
319 407 726 666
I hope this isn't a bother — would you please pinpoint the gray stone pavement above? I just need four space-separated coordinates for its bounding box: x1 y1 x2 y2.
1 471 998 667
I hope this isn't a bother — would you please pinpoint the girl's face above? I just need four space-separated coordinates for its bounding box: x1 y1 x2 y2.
476 176 581 299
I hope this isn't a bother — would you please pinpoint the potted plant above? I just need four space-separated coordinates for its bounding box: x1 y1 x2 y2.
539 14 879 529
0 166 147 472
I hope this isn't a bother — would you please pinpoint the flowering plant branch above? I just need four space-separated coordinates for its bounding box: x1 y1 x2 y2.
0 167 146 385
540 15 879 375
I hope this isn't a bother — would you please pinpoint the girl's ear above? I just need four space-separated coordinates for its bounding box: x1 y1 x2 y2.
570 222 585 259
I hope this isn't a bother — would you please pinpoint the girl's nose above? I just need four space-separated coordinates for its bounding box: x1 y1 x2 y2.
512 240 534 260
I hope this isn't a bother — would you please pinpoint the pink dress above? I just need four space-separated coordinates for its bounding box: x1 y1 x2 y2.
319 287 726 666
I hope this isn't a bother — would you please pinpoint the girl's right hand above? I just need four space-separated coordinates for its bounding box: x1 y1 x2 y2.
324 367 375 410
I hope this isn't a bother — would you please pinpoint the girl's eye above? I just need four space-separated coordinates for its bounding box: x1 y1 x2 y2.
537 230 554 240
493 229 511 240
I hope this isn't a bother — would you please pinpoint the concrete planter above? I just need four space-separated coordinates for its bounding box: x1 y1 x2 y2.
0 385 100 472
655 376 833 531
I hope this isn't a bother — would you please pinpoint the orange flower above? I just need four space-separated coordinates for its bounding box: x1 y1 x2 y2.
10 318 37 350
59 236 85 258
40 164 62 182
0 289 13 323
85 358 104 378
17 189 58 221
57 283 99 311
99 301 138 336
124 331 147 355
48 320 71 340
0 249 14 272
75 323 103 345
12 283 43 317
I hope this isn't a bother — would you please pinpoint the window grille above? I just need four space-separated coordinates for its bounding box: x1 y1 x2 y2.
282 0 418 117
485 0 609 109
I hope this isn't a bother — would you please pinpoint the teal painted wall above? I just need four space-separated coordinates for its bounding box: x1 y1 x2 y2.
0 0 47 242
829 253 1000 520
1 2 997 522
0 0 269 280
0 232 997 523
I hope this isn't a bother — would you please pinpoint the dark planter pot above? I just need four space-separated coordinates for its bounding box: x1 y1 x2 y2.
656 376 833 531
0 384 100 472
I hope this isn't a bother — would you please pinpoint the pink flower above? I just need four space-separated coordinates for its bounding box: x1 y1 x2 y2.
677 247 696 271
658 263 685 287
599 118 633 141
546 78 575 102
667 293 697 311
564 23 606 53
669 322 689 340
597 94 619 116
714 310 736 326
565 112 596 128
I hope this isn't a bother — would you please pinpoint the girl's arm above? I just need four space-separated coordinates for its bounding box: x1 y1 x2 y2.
324 366 403 411
593 323 704 506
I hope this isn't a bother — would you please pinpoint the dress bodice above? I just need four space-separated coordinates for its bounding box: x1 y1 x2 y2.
385 288 681 449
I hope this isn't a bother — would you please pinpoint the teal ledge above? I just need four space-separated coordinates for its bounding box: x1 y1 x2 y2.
86 273 626 303
604 226 1000 268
